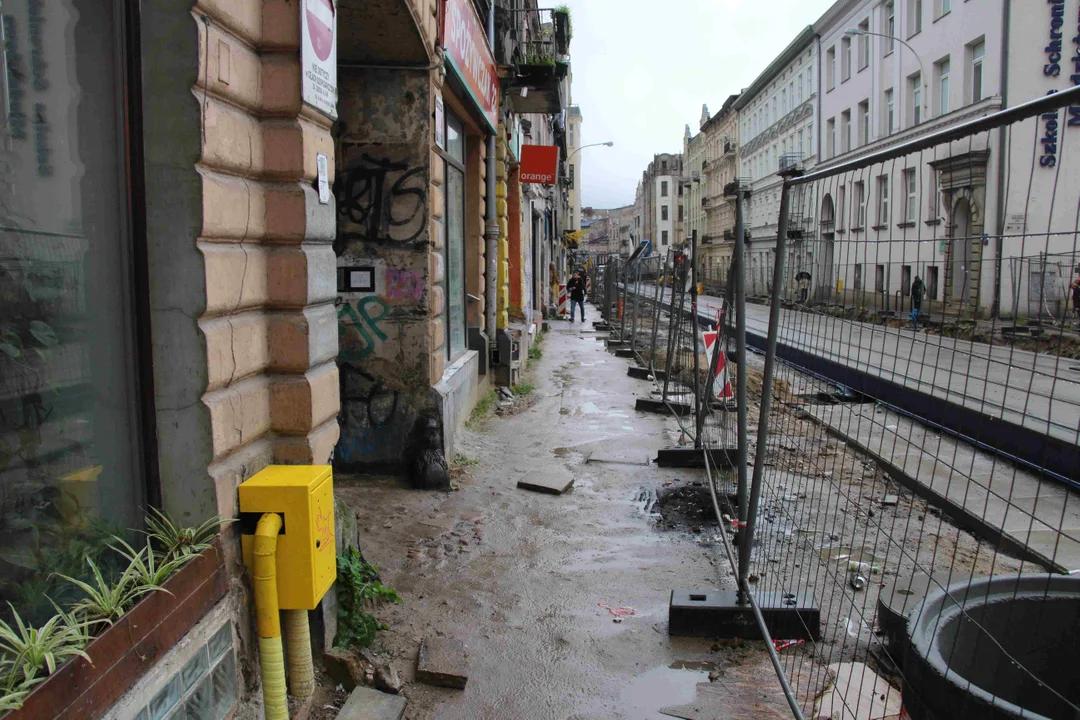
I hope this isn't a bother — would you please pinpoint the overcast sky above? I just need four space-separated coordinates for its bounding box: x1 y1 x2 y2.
564 0 835 209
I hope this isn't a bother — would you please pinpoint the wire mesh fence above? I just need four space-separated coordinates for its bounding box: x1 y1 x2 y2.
693 86 1080 719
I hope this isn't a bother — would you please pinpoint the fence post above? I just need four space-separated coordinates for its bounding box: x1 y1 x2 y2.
629 258 642 356
691 233 702 449
649 254 668 374
662 257 683 400
738 174 794 604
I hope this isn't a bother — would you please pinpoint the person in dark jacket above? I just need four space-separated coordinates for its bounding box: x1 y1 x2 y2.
910 276 925 330
1071 270 1080 328
567 271 586 322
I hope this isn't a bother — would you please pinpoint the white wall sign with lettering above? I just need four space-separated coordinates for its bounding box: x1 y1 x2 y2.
301 0 337 118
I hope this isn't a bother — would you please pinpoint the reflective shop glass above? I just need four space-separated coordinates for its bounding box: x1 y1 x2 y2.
0 1 144 623
444 112 467 360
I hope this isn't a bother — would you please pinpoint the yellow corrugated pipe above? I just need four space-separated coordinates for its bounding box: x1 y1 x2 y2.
283 609 314 698
253 513 288 720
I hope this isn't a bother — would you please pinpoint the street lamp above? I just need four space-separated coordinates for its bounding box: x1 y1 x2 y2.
568 141 614 162
845 28 928 125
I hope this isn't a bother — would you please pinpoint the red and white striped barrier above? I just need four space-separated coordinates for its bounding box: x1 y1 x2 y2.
702 306 733 399
586 275 592 296
558 284 567 317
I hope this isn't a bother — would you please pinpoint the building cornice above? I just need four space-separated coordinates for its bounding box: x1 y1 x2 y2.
733 27 817 109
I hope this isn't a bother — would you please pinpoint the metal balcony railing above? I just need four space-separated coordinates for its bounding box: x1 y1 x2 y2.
778 152 804 173
495 6 570 67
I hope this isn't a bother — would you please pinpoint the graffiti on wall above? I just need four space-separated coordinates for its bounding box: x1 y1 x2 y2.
386 268 425 303
337 296 390 362
337 365 402 462
337 154 427 246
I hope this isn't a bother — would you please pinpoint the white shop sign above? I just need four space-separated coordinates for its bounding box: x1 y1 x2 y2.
301 0 337 118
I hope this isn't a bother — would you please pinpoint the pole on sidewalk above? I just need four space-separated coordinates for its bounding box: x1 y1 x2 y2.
738 173 795 604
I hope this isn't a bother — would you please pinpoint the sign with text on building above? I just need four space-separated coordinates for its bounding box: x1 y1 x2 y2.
520 145 559 184
301 0 337 118
441 0 499 132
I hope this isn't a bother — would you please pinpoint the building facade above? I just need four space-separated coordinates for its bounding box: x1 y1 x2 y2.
736 27 819 294
0 0 575 716
701 95 741 278
567 105 584 234
683 106 710 253
640 153 684 252
813 0 1006 310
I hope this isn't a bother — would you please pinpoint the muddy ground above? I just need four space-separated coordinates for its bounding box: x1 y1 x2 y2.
312 307 1030 720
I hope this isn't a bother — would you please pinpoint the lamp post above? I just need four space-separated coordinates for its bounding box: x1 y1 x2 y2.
567 140 614 163
845 28 928 125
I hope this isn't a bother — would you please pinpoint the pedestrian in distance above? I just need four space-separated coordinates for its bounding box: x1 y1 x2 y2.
568 271 587 322
1071 269 1080 328
910 275 925 330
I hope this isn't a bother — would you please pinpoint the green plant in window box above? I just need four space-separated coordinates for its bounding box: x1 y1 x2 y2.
0 601 93 688
55 555 166 626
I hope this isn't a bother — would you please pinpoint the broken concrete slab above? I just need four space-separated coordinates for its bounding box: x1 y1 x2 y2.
814 662 901 719
585 447 651 466
416 638 469 689
337 686 406 720
517 470 575 495
635 397 692 416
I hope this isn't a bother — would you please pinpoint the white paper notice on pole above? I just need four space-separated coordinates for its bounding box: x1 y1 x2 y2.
301 0 337 118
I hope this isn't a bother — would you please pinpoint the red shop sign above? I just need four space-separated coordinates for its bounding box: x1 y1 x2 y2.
441 0 499 132
520 145 559 185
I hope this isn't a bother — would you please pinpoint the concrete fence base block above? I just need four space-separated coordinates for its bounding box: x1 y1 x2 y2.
668 589 820 641
614 349 636 358
634 398 692 416
627 367 664 381
655 447 737 468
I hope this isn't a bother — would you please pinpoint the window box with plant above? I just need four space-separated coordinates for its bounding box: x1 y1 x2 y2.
1 510 229 718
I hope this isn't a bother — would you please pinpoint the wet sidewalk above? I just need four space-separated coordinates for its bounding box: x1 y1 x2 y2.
333 306 793 719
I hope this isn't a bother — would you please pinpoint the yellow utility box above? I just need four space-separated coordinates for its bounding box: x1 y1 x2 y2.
239 465 336 610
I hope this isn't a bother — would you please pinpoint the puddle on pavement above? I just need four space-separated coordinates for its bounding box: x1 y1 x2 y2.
621 663 717 718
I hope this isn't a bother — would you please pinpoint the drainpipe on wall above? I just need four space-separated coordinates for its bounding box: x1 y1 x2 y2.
484 4 499 347
993 0 1011 320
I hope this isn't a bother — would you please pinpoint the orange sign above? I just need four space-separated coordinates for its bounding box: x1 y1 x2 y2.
520 145 560 185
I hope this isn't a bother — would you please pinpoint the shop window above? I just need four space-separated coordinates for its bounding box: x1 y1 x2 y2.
443 112 467 360
0 0 147 624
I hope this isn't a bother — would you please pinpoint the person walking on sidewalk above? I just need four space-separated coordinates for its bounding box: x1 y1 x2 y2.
910 275 925 330
1071 269 1080 328
568 271 586 322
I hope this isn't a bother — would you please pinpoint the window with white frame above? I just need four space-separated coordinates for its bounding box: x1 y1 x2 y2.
876 174 890 226
858 100 870 146
807 122 813 154
970 40 985 103
789 80 796 108
885 88 895 134
858 19 870 70
841 110 851 153
854 180 866 228
935 0 951 20
806 69 813 98
904 168 917 222
837 185 846 230
827 117 836 158
827 46 836 90
936 57 950 116
884 2 895 53
797 73 803 103
661 180 669 197
841 37 852 81
909 0 923 36
910 73 923 125
781 88 787 116
662 205 669 221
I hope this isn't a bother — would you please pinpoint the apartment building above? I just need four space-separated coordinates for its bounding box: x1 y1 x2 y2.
736 26 819 295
